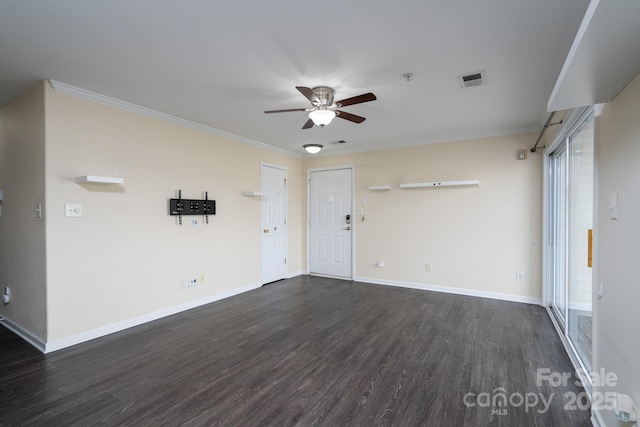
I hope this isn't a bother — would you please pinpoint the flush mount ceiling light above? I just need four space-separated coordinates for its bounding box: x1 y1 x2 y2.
308 108 336 127
303 144 323 154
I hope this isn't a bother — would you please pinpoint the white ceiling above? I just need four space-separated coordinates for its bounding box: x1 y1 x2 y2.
0 0 591 156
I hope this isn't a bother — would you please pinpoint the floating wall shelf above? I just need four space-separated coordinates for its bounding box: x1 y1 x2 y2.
75 175 124 184
399 180 479 189
242 191 266 196
368 185 392 191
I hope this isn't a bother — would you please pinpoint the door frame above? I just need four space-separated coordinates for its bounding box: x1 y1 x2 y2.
544 106 593 310
260 161 288 284
542 106 595 393
306 165 355 280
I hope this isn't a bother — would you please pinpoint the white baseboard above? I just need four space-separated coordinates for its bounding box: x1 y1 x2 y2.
6 274 538 354
0 316 46 353
286 270 305 279
354 276 542 305
44 282 262 353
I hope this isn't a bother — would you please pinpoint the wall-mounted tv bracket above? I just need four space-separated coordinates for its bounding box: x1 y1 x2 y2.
169 190 216 225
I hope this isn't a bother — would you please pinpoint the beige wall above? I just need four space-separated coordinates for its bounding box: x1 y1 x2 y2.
594 72 640 425
1 81 545 350
0 82 47 340
303 133 543 301
43 84 303 342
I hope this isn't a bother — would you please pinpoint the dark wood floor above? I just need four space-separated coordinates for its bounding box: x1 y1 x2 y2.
0 276 591 426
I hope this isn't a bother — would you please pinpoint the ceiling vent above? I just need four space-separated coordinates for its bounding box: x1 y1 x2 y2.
458 71 486 89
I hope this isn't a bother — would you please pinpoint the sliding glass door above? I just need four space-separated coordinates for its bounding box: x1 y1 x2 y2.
567 117 594 373
548 110 594 375
549 149 568 325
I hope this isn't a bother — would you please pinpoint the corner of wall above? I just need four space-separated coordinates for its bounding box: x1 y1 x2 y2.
0 81 47 343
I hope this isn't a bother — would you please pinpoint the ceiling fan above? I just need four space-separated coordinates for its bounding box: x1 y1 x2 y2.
264 86 377 129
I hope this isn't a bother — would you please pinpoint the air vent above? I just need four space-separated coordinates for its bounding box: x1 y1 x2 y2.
458 71 486 89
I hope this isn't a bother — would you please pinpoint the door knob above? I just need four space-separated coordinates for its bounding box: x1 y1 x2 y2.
263 228 269 233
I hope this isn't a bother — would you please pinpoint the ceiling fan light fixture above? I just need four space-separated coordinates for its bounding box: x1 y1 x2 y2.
308 109 336 126
303 144 323 154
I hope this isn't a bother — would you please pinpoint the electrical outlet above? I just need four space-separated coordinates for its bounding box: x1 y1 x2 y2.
179 279 186 289
188 277 198 287
516 272 525 282
426 264 432 272
377 259 384 268
199 274 205 284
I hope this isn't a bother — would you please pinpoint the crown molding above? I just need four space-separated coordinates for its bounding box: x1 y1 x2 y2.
307 124 541 158
48 80 539 160
48 80 300 158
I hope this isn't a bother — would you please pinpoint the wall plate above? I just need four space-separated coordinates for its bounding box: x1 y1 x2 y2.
65 204 82 217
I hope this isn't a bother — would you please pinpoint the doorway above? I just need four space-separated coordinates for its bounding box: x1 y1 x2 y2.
261 163 287 284
547 109 594 375
307 167 354 279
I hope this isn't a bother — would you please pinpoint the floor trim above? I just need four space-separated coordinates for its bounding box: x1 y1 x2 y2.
3 275 542 354
286 270 305 279
44 282 262 353
354 276 542 305
0 316 46 353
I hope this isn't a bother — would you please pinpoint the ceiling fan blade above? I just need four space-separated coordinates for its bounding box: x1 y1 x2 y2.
264 108 309 114
296 86 320 104
336 110 366 123
335 92 377 107
302 118 315 129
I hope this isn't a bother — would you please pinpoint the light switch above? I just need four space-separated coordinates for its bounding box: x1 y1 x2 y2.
65 203 82 217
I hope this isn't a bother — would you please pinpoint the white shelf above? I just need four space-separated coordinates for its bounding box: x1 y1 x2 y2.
368 185 392 191
75 175 124 184
242 191 266 196
399 180 479 189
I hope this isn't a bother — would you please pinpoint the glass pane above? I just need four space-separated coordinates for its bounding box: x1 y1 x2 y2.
551 150 567 326
567 117 594 372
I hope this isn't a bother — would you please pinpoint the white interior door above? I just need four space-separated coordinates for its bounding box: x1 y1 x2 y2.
308 168 353 278
261 164 287 284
